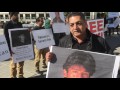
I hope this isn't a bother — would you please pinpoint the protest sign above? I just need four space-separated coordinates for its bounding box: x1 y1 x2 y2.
32 29 55 49
47 46 120 78
0 35 10 61
108 12 119 18
87 19 104 38
50 12 66 33
9 28 34 63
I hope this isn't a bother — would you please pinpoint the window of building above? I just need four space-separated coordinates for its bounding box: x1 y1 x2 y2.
46 13 50 18
31 14 36 19
25 14 30 19
0 15 3 19
39 14 44 18
5 14 9 19
84 12 90 20
20 14 23 19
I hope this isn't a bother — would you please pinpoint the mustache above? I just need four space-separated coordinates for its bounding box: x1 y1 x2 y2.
73 30 82 33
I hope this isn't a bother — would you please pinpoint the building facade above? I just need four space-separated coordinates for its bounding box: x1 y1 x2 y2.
0 12 106 23
0 12 50 23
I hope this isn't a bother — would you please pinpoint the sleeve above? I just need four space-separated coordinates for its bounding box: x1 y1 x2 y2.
104 40 113 54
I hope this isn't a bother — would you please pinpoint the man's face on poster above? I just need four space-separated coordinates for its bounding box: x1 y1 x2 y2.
63 65 90 78
19 34 25 43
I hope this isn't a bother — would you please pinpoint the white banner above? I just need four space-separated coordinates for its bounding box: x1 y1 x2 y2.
0 35 10 61
22 24 34 28
49 12 66 33
9 28 34 63
108 12 119 18
87 19 104 38
32 29 55 49
113 17 120 28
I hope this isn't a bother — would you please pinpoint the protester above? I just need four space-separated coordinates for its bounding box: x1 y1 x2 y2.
44 18 51 29
4 12 24 78
46 12 112 62
33 17 48 74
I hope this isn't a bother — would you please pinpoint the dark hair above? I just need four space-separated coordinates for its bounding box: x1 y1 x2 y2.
36 17 43 22
9 12 19 17
67 12 85 21
63 51 96 76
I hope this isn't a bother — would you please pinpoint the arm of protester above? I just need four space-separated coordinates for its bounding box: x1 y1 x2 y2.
10 51 15 56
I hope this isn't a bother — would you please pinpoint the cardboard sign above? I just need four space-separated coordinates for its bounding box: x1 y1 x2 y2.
49 12 66 33
9 28 34 63
32 29 55 49
87 19 104 38
108 12 119 18
47 46 120 78
0 35 10 61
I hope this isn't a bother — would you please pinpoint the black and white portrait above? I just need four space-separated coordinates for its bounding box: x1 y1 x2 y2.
11 30 31 47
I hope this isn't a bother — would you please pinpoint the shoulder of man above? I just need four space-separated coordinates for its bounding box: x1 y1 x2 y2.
4 21 12 26
4 21 13 29
33 26 39 30
91 34 112 54
59 35 72 47
18 22 22 27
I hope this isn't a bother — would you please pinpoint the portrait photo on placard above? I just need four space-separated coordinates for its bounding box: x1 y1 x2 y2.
11 30 31 47
46 46 120 78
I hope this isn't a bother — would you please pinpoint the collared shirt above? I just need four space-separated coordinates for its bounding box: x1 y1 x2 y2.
71 33 92 50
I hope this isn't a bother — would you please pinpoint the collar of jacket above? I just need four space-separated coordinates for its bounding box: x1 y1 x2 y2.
69 28 93 50
10 20 18 24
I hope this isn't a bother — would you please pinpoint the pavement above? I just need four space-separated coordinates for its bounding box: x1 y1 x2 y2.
1 29 120 78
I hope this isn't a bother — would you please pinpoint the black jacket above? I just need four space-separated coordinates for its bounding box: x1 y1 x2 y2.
4 20 22 52
59 29 112 54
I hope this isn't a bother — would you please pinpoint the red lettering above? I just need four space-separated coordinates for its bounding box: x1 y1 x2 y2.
97 20 104 31
89 22 97 33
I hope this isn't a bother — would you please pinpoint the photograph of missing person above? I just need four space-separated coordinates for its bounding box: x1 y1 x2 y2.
53 12 64 23
11 30 31 47
63 51 96 78
46 46 120 78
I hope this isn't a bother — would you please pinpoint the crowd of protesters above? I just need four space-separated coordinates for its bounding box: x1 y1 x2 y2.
1 12 120 78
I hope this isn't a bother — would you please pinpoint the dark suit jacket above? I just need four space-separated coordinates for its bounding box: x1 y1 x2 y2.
4 20 22 52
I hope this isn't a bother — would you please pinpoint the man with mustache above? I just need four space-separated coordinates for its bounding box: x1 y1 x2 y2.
46 12 112 63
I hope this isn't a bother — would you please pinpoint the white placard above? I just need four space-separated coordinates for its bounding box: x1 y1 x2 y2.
9 28 34 63
47 46 120 78
113 18 120 28
87 19 104 38
49 12 66 33
108 12 119 18
0 35 11 61
22 24 34 28
32 29 55 49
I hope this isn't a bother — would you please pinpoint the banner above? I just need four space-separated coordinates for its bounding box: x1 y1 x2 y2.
49 12 66 33
113 17 120 28
108 12 119 18
0 35 10 61
32 29 55 49
46 46 120 78
87 19 104 38
22 24 34 28
9 28 34 63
